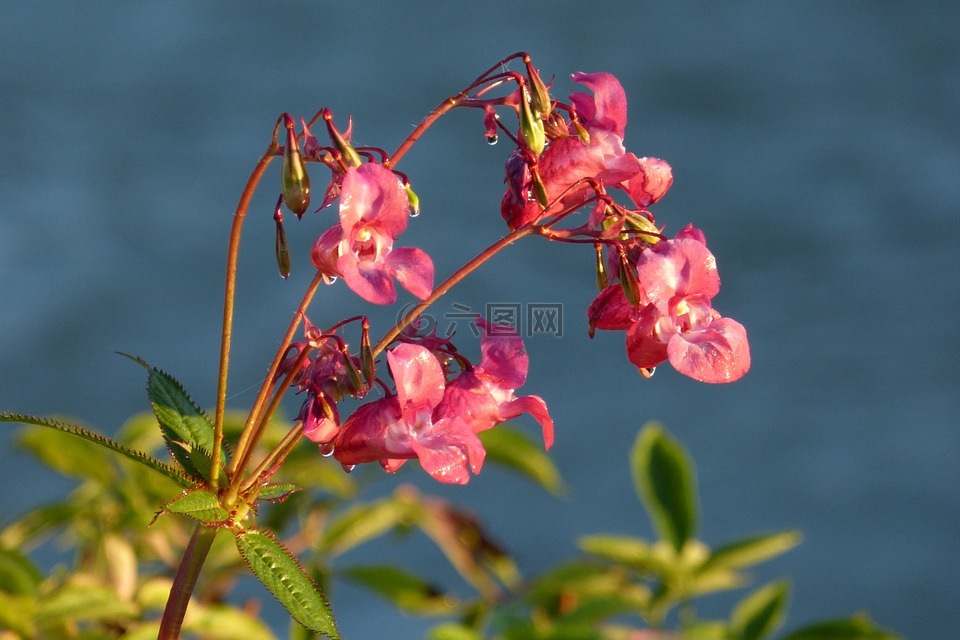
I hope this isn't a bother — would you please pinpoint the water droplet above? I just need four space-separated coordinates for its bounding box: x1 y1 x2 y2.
485 134 498 145
342 464 356 473
640 366 656 379
408 207 420 218
323 275 338 285
319 442 335 457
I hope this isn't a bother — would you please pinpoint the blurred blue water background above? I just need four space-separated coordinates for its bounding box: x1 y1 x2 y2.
2 2 958 638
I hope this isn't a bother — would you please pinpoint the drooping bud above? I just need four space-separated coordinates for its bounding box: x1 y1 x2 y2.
572 116 591 146
323 108 362 168
523 54 552 120
617 248 642 307
273 196 291 279
518 84 546 156
281 113 311 218
625 212 662 245
594 243 608 291
529 164 549 209
359 317 375 387
405 182 420 218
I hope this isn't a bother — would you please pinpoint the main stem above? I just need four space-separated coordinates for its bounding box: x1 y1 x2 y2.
210 144 278 490
157 525 218 640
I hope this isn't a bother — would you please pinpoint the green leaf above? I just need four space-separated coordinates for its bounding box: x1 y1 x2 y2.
780 615 900 640
631 423 697 552
34 582 139 627
163 489 231 524
578 534 668 575
0 592 37 637
319 497 418 556
0 412 193 489
17 425 114 483
234 528 339 638
0 546 43 596
700 531 802 574
427 622 485 640
729 580 790 640
479 425 565 495
341 565 457 615
258 482 302 503
181 602 279 640
146 366 224 481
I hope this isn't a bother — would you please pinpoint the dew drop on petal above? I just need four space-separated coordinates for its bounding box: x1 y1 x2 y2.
408 208 420 218
341 463 356 473
640 366 656 379
485 134 498 145
319 442 335 457
325 275 338 284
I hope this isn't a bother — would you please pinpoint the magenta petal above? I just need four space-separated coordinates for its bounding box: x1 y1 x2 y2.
667 317 751 383
500 395 554 449
388 344 445 412
478 330 528 389
626 157 673 207
436 374 501 433
333 397 402 466
311 223 344 277
338 252 397 304
587 285 638 332
386 246 434 300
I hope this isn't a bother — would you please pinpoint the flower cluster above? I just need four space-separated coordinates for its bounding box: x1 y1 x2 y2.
272 54 749 483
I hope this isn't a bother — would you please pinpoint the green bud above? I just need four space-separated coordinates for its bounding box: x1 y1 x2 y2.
530 166 550 209
273 196 291 279
519 86 546 156
594 244 609 291
405 182 420 218
323 108 362 168
524 54 552 119
618 250 642 307
281 113 311 218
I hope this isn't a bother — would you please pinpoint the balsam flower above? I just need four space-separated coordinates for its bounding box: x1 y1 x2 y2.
311 163 433 305
501 72 672 229
588 226 750 383
332 344 484 484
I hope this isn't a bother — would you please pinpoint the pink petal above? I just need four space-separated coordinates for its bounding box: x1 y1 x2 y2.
570 72 629 137
311 223 344 277
386 246 434 300
338 251 397 304
388 344 446 412
436 373 502 433
478 328 528 389
338 164 409 237
410 417 485 484
625 305 671 369
667 317 751 383
635 238 721 308
626 157 673 207
500 395 554 449
333 397 402 465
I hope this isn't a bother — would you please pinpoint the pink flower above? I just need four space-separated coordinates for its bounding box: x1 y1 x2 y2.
501 72 672 230
311 163 434 305
332 344 484 484
589 227 750 383
436 322 554 448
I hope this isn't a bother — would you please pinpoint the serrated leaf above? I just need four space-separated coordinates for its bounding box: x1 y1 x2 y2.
729 580 790 640
17 425 114 483
780 615 900 640
700 531 802 574
479 425 565 495
164 489 231 524
631 423 697 552
1 412 194 489
258 482 302 503
0 547 43 596
342 565 457 615
234 528 339 638
146 367 224 481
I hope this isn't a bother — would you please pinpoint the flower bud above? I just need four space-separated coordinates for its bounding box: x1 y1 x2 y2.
360 318 375 387
523 55 552 120
594 243 609 291
519 86 546 156
405 182 420 218
273 196 291 279
323 108 362 168
618 249 642 307
530 165 550 209
573 117 591 146
281 114 311 218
